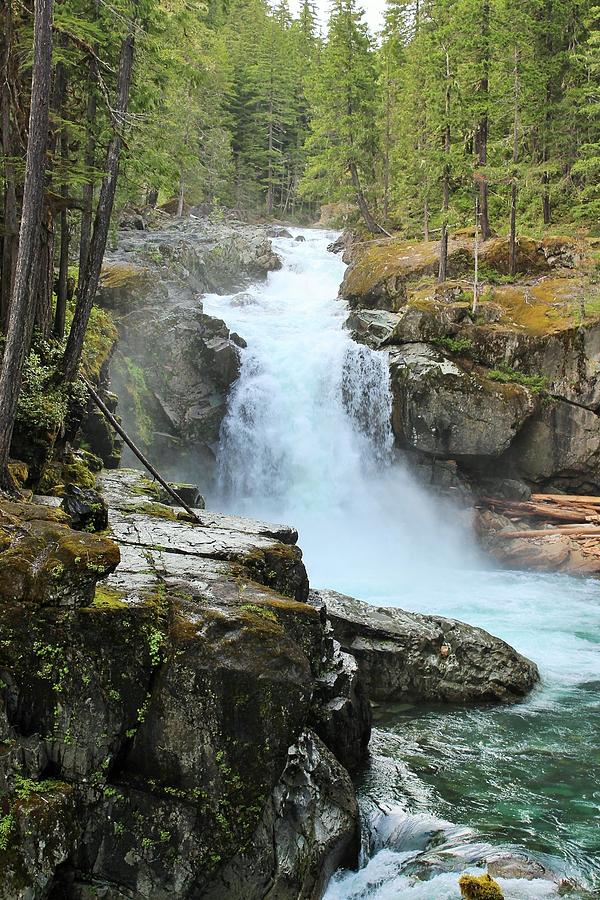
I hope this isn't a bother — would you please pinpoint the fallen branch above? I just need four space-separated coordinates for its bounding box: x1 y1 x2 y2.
80 375 201 524
531 493 600 506
497 526 600 539
482 497 598 523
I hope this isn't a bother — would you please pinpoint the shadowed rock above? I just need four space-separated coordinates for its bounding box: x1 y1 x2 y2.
312 589 539 704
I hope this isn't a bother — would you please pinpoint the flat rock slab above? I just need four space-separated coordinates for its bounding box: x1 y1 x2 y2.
311 589 539 704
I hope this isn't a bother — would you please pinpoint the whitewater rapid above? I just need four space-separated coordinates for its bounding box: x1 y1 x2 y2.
202 228 600 899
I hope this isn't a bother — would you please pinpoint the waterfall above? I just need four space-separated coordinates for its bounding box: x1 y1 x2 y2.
202 228 599 899
204 227 475 596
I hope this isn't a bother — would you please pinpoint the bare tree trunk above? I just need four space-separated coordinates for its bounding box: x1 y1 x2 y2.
0 0 53 488
438 49 451 284
474 0 491 240
472 194 480 315
61 23 135 383
36 211 54 336
509 45 520 278
266 114 274 215
349 163 389 236
177 172 185 217
55 124 69 339
1 0 18 332
423 197 429 241
542 168 551 225
78 63 97 284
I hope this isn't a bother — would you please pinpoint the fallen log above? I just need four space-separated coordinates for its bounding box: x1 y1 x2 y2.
497 527 600 539
531 493 600 506
80 375 202 524
482 498 597 523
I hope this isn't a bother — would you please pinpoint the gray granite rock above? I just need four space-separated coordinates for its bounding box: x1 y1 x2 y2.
313 588 539 704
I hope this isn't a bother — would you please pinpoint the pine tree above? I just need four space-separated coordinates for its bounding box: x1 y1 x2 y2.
301 0 384 233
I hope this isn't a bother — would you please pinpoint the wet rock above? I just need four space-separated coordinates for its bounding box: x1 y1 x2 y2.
388 343 536 459
157 481 205 509
309 597 372 771
201 730 360 900
315 589 539 704
99 218 280 483
61 485 109 532
502 398 600 491
1 469 357 899
267 226 293 238
295 234 306 242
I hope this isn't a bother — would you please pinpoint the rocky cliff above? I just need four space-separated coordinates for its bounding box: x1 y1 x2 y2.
0 469 538 899
339 231 600 571
96 217 282 486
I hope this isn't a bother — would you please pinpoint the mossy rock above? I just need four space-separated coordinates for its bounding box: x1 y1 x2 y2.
7 461 28 490
0 503 120 607
459 872 504 899
38 454 97 497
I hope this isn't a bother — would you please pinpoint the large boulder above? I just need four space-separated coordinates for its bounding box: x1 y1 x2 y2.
314 589 539 704
388 344 535 459
0 470 363 899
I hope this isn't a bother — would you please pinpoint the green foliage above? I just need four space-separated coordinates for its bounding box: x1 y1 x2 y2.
432 336 474 354
0 814 14 852
240 603 278 622
487 364 548 392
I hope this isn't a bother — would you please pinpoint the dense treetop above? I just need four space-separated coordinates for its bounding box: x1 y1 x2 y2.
0 0 598 485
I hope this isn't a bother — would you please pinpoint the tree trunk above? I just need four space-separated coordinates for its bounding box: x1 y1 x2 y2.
62 24 135 383
177 172 185 217
474 0 491 240
1 0 18 332
509 46 520 278
78 64 97 284
349 162 387 236
423 197 429 241
438 49 451 284
0 0 53 488
36 211 54 336
472 194 480 315
55 124 69 339
542 168 551 225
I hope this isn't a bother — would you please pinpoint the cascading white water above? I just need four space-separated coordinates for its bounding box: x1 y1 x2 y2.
205 228 477 595
203 228 600 900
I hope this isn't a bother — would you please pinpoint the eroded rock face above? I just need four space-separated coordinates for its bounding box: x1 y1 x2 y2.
314 589 539 704
201 731 360 900
0 470 364 899
99 217 281 486
388 344 535 459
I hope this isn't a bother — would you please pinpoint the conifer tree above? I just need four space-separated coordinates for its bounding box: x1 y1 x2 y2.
301 0 383 233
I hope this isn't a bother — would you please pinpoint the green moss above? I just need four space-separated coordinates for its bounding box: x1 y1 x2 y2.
459 873 504 899
487 364 548 393
80 306 118 380
132 501 177 521
240 603 278 622
92 585 129 610
113 355 154 447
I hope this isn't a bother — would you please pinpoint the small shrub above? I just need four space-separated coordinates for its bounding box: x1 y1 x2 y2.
433 336 474 355
487 364 548 393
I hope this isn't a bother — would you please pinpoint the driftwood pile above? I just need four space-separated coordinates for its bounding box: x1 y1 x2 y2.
482 494 600 540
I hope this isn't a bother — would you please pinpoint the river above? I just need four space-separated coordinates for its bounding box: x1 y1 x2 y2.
202 227 600 899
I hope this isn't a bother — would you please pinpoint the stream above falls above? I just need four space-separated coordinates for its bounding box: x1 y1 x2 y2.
202 228 600 899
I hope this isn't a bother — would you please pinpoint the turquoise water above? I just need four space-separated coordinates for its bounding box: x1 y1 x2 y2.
204 229 600 898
